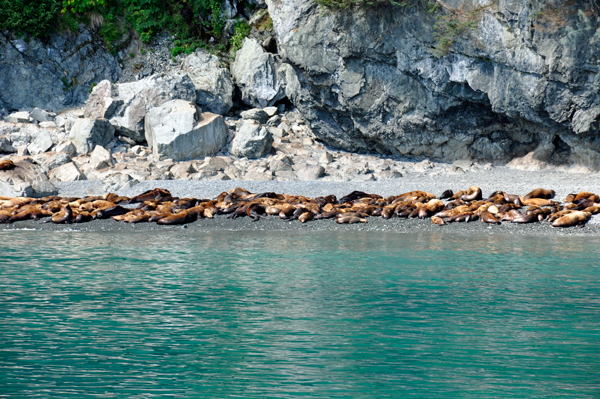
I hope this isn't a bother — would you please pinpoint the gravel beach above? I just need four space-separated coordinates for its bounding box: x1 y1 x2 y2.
2 166 600 236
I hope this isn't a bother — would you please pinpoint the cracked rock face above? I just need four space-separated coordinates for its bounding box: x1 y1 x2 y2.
266 0 600 168
0 29 121 112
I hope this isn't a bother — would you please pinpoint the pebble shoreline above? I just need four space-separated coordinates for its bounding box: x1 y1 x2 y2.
2 169 600 235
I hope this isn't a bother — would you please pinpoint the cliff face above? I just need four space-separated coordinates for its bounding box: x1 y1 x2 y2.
0 30 121 113
267 0 600 167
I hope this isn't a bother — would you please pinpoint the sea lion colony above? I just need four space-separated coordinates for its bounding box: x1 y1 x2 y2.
0 186 598 228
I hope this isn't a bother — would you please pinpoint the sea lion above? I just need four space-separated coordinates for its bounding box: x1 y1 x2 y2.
9 207 51 222
524 188 555 200
480 211 501 225
0 159 16 171
438 189 454 200
460 186 483 202
518 196 556 207
336 214 368 224
52 204 73 224
157 211 192 225
431 216 446 225
551 211 592 227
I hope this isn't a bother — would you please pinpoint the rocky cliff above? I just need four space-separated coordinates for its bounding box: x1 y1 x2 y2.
267 0 600 167
0 30 121 113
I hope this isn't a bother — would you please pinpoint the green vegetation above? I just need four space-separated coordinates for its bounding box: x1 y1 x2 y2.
0 0 261 57
0 0 62 39
432 10 479 56
314 0 410 9
230 19 251 53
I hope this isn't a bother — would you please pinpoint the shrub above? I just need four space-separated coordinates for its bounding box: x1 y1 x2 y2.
230 19 251 53
0 0 62 39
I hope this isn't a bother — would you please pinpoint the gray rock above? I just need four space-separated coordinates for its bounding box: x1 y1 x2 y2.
30 108 53 123
182 51 234 115
85 73 196 143
89 145 114 170
102 173 139 192
48 162 84 182
269 154 293 172
319 151 333 164
265 0 600 169
374 169 403 180
39 121 58 129
0 29 120 112
5 111 32 124
198 156 230 172
230 120 273 158
231 38 284 108
55 141 76 157
296 165 325 180
240 108 269 124
69 118 115 154
144 99 228 161
170 161 197 179
0 157 55 197
33 152 71 170
27 130 53 155
263 106 278 117
0 135 15 153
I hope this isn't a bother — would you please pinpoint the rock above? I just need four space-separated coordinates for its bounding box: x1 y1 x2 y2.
266 115 282 127
374 169 403 180
265 0 600 169
170 161 197 178
413 160 434 173
30 108 53 123
48 162 84 182
268 127 284 138
506 152 548 171
198 156 230 172
231 38 284 108
89 145 114 170
181 51 234 115
244 170 274 181
319 151 333 164
69 118 115 154
5 111 32 124
447 165 465 175
102 173 139 192
0 135 15 153
27 130 53 155
0 157 56 197
263 106 278 117
240 108 269 124
55 141 76 157
0 29 120 112
33 152 71 170
269 154 293 172
39 121 58 129
84 73 196 142
230 120 273 158
296 165 325 180
452 160 473 170
144 99 228 161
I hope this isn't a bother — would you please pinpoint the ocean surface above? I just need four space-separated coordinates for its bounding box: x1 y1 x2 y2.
1 230 599 398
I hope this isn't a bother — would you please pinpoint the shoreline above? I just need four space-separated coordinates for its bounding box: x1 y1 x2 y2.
2 166 600 235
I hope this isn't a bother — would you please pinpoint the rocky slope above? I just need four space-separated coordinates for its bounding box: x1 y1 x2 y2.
266 0 600 167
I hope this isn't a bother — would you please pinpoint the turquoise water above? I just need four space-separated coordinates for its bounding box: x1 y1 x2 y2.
1 230 599 398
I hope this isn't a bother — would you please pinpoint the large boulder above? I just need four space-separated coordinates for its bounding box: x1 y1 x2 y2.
0 29 120 112
230 120 273 158
84 73 196 142
231 38 284 108
182 51 234 115
144 99 228 161
0 157 57 197
69 118 115 154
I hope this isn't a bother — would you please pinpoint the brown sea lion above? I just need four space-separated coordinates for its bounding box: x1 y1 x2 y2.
460 186 483 202
551 211 592 228
524 188 555 200
336 215 368 224
0 159 16 171
480 211 501 225
157 211 192 225
52 204 73 224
